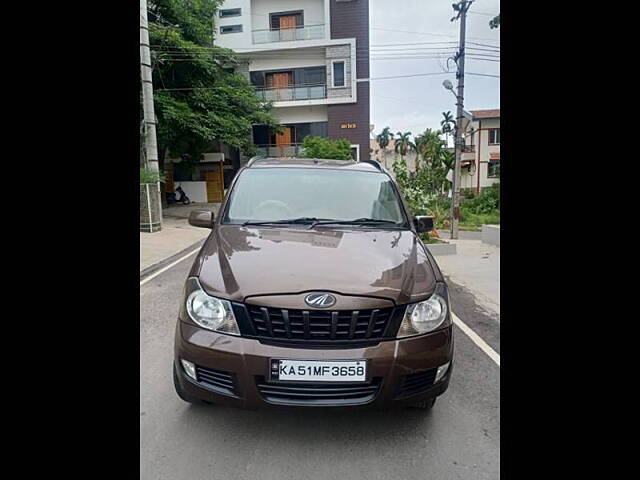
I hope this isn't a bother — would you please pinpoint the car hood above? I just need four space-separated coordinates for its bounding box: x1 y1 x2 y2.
191 225 438 305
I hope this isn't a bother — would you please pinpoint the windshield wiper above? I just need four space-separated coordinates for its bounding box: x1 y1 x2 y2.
308 218 401 228
242 217 329 227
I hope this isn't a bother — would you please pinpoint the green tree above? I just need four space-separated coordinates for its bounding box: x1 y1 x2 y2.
440 111 455 146
412 128 455 195
394 131 416 167
148 0 279 172
300 137 353 160
376 126 394 151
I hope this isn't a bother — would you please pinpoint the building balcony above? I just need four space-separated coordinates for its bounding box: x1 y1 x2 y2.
252 24 325 44
462 144 475 153
255 83 327 102
255 143 304 157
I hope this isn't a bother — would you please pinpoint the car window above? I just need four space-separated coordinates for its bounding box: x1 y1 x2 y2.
224 168 407 225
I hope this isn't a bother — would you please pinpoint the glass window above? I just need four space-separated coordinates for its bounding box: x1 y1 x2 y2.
489 129 500 144
332 61 345 87
224 169 407 226
219 8 241 18
488 160 500 178
220 24 242 34
298 66 326 85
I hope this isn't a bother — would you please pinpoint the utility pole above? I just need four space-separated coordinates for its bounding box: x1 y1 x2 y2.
450 0 473 240
140 0 163 231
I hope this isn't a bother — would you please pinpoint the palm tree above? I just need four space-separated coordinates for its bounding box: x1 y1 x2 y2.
394 131 416 168
415 128 445 170
441 149 455 194
440 111 455 148
376 127 394 166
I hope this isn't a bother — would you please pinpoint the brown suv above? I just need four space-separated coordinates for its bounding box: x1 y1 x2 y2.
173 158 453 410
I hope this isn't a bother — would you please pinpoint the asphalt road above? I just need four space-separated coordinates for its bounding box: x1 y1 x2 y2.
140 253 500 480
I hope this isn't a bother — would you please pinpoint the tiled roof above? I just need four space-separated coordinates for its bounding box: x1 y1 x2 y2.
470 109 500 119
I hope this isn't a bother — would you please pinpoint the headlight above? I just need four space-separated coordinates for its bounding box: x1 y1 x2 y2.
397 283 449 338
181 277 240 335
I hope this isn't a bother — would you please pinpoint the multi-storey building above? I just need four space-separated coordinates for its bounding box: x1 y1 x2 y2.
215 0 370 162
460 109 500 193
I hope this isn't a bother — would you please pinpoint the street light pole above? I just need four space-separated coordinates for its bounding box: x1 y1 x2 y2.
450 0 473 240
140 0 163 231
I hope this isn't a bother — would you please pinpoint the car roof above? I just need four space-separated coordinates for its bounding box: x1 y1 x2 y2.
246 157 385 173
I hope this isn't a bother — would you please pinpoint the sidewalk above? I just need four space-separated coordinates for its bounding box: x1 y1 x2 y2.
431 232 500 316
140 203 220 273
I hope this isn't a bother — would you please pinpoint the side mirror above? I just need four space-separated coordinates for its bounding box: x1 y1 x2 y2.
188 210 214 229
414 216 434 233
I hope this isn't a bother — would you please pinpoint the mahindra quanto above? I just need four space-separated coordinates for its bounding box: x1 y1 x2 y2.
173 158 453 410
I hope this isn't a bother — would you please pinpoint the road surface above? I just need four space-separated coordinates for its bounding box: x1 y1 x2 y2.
140 250 500 480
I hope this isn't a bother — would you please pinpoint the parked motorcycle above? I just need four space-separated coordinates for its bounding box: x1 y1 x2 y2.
166 186 191 205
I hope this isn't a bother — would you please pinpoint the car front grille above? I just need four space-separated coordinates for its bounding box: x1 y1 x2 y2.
244 305 396 346
256 376 382 406
195 365 239 397
395 369 438 398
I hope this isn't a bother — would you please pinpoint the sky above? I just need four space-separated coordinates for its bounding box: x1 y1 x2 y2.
369 0 500 139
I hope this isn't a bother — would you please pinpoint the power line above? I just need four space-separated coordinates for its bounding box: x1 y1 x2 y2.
153 69 499 89
372 41 458 47
466 72 500 78
469 10 498 16
371 26 499 43
467 41 501 49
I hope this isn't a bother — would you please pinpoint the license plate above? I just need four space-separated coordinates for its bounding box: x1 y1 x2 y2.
270 359 367 382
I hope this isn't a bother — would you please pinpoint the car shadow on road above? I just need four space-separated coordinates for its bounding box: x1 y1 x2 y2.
173 396 441 446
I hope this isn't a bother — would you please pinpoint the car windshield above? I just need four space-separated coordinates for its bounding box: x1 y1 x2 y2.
224 168 407 227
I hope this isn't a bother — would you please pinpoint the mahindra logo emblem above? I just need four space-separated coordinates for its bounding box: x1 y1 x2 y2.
304 293 336 308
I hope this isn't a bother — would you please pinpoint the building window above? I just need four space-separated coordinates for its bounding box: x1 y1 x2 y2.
350 145 359 161
488 129 500 144
270 11 303 30
219 8 241 18
488 160 500 178
332 60 346 87
220 24 242 34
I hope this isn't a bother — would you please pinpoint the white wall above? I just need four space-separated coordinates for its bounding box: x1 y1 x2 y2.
251 0 325 31
216 0 330 51
174 181 208 203
215 0 252 50
274 105 327 123
460 116 500 190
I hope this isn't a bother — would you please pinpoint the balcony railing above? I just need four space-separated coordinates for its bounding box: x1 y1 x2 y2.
252 24 325 44
255 83 327 102
255 144 304 157
462 144 476 153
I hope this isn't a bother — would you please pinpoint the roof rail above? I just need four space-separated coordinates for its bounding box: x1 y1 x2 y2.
246 156 265 167
359 159 383 171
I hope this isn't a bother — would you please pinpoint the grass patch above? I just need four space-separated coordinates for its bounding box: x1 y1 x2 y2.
419 233 447 244
460 210 500 230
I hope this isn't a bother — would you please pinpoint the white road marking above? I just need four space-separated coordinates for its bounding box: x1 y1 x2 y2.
140 248 200 286
452 313 500 367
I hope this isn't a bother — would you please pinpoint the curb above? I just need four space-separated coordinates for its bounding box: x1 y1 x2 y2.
426 243 457 255
140 238 207 281
481 224 500 247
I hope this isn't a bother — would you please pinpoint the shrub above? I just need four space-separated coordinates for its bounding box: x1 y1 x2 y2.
392 158 434 216
300 136 353 160
140 168 165 184
461 183 499 214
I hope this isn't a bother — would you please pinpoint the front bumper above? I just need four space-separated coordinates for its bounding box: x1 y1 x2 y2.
174 320 454 409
